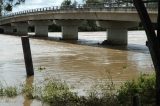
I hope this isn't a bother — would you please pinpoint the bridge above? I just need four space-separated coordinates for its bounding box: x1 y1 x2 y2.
0 3 158 45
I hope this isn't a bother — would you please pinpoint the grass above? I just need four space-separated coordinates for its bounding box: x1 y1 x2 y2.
0 74 156 106
4 86 18 97
0 82 18 97
21 77 119 106
117 74 156 106
40 80 77 105
22 84 35 99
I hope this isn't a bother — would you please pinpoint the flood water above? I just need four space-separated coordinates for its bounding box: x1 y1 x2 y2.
0 31 154 106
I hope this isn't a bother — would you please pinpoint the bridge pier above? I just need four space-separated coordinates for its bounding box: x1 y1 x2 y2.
97 21 138 45
28 20 52 37
107 28 128 45
11 22 28 36
1 26 14 34
54 20 83 40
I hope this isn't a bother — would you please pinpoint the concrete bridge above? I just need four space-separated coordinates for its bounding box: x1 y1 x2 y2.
0 3 158 45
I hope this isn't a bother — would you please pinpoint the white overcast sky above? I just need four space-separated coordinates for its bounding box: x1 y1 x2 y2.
13 0 83 12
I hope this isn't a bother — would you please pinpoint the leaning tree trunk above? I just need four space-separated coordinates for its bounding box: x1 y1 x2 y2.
133 0 160 105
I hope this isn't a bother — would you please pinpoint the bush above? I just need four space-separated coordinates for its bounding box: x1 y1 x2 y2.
0 74 156 105
117 74 156 106
4 86 18 97
40 80 79 105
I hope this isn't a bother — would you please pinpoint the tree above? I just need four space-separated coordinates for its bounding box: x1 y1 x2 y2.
72 0 78 7
0 0 25 16
133 0 160 105
61 0 78 8
61 0 72 6
83 0 103 4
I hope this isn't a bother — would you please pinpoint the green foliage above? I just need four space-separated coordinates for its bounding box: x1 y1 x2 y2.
61 0 72 6
117 74 156 105
0 0 25 15
4 86 17 97
84 0 102 4
0 74 157 105
22 84 34 99
83 81 118 106
61 0 78 9
0 82 4 96
40 80 79 105
0 81 18 97
79 20 105 32
20 78 118 106
4 3 12 11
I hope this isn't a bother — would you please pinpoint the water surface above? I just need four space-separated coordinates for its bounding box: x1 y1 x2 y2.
0 31 154 105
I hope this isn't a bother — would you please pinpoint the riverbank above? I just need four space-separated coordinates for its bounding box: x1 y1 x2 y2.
0 74 156 106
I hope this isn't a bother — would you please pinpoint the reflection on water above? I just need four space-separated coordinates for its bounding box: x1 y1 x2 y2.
0 31 154 105
23 76 34 106
0 76 44 106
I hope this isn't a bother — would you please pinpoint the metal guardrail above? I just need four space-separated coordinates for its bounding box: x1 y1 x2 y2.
0 3 158 20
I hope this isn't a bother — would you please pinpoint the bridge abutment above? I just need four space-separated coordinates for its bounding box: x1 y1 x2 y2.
11 22 28 36
28 20 52 37
54 20 83 40
97 21 138 45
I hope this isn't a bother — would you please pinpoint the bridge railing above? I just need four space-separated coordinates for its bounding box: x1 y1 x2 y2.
0 2 157 19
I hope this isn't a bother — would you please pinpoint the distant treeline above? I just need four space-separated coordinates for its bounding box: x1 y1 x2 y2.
28 21 158 32
28 20 106 32
48 21 157 32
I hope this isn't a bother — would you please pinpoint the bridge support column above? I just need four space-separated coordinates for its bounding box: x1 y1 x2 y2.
107 28 128 45
97 21 138 45
54 20 83 40
11 22 28 36
28 20 52 37
1 26 14 34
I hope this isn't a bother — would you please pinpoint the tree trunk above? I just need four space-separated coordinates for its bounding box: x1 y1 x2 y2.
133 0 160 105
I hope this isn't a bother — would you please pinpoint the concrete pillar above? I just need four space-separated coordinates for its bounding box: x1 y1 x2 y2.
62 26 78 40
28 20 53 37
11 22 28 36
97 21 138 45
54 20 83 40
107 28 128 45
1 26 14 34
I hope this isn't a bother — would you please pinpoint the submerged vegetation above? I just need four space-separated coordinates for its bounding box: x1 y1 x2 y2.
117 74 156 105
0 74 156 106
0 86 18 97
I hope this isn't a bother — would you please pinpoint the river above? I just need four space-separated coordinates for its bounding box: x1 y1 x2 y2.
0 31 154 106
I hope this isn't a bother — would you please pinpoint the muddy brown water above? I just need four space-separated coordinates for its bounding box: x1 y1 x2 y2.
0 31 154 106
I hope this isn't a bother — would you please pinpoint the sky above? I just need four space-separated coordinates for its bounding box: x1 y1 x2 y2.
13 0 83 12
